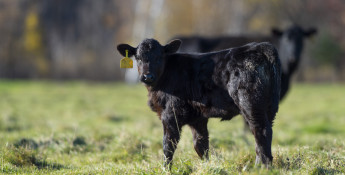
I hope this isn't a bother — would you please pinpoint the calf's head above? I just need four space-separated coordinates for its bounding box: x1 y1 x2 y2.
117 39 181 86
272 25 317 73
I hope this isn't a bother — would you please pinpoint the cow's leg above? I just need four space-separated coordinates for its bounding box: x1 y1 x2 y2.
189 118 209 160
162 115 182 169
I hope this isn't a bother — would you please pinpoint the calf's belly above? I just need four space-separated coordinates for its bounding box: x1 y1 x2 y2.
201 102 240 120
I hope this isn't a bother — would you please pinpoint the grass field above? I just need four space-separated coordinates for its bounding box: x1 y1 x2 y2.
0 80 344 174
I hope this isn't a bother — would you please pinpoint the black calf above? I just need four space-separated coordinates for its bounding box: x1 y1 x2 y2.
176 25 316 100
117 39 281 168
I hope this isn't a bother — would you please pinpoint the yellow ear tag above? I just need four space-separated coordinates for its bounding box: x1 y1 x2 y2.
120 50 133 68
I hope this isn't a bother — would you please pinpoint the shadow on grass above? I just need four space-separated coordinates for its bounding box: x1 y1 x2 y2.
0 115 30 132
311 167 342 175
14 138 39 150
4 146 66 170
105 114 128 123
33 160 65 170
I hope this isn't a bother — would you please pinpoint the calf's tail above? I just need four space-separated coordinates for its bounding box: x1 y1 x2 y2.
258 42 282 120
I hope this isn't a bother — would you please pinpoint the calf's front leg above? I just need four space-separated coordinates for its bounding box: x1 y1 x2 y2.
162 115 182 168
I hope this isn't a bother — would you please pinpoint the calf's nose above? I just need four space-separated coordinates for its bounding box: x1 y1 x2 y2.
143 74 155 83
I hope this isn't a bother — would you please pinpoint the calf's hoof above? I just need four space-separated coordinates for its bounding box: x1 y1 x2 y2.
255 155 272 169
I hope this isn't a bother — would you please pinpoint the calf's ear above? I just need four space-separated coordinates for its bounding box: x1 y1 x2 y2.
304 28 317 38
117 44 136 57
271 28 283 37
164 39 182 54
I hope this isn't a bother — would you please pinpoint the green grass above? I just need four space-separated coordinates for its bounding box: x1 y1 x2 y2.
0 80 344 174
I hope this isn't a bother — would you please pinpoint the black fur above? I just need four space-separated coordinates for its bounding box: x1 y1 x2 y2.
175 25 316 100
117 39 281 168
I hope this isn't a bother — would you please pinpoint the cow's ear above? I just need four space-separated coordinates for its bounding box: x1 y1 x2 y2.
271 28 283 37
117 44 136 57
304 28 317 38
164 39 182 54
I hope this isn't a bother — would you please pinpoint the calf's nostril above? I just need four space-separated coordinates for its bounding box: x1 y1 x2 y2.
143 74 154 82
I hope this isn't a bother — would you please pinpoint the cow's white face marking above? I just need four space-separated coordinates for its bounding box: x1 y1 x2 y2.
278 34 295 74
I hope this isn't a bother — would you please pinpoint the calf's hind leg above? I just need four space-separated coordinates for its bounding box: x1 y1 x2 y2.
252 119 273 167
244 112 273 167
232 86 274 167
189 118 209 160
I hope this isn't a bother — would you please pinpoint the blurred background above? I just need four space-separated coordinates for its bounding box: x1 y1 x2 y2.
1 1 345 173
0 0 345 82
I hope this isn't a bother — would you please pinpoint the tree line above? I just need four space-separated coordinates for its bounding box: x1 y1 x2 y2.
0 0 344 81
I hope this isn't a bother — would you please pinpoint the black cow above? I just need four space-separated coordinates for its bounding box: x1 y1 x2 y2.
176 25 317 101
117 39 281 168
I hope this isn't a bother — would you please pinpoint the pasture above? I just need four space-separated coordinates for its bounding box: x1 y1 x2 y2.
0 81 344 174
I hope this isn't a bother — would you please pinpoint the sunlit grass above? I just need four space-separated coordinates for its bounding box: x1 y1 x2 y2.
0 80 344 174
